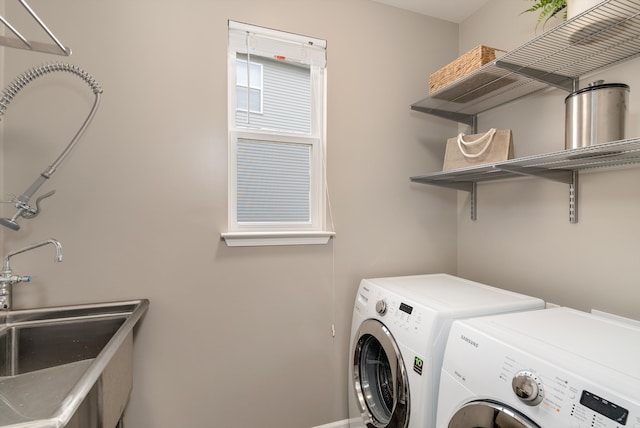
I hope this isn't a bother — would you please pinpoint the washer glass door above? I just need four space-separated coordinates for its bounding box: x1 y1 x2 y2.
352 319 409 428
448 401 540 428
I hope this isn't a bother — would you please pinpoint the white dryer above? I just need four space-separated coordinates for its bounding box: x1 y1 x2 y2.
436 307 640 428
348 273 544 428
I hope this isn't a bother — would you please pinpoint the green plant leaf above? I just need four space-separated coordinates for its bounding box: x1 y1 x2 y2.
522 0 567 28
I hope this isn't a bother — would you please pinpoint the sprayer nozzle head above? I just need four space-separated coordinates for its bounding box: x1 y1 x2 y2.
0 218 20 231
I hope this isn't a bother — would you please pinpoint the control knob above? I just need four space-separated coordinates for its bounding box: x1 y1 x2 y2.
375 300 387 315
512 370 544 406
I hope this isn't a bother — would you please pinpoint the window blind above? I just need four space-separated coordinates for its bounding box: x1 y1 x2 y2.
237 139 311 223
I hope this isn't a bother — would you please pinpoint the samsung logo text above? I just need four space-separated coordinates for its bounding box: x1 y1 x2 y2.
460 334 479 348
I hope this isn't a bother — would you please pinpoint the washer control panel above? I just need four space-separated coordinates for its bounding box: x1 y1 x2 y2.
576 390 630 427
385 299 422 332
498 356 636 428
375 299 387 315
355 285 429 340
512 370 544 406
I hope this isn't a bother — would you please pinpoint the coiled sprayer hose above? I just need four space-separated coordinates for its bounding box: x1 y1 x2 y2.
0 62 103 231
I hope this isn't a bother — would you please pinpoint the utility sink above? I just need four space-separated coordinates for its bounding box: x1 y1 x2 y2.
0 299 148 428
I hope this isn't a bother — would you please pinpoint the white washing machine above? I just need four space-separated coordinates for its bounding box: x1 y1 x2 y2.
436 307 640 428
348 273 545 428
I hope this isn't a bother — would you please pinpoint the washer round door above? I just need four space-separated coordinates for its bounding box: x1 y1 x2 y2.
448 401 540 428
352 319 409 428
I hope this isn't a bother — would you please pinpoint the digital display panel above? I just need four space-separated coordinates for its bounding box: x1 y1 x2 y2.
399 303 413 314
580 390 628 425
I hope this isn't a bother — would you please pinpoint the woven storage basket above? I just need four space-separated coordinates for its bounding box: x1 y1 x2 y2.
429 45 504 95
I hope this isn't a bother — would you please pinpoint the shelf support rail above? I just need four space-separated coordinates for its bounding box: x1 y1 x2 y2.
0 0 71 56
470 182 477 221
495 165 579 223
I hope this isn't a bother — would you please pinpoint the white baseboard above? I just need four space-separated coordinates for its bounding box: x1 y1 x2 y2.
312 419 350 428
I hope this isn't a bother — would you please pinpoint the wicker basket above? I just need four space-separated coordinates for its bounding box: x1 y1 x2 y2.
429 45 505 95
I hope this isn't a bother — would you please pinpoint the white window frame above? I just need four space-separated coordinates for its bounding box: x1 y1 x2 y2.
235 58 263 114
223 21 333 247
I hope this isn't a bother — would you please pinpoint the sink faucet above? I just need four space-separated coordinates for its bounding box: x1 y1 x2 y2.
0 238 63 311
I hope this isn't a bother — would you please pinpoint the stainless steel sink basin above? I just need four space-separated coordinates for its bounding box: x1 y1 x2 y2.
1 311 125 376
0 299 148 428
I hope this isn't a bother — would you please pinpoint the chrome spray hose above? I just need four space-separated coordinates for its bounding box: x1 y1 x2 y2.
0 63 102 115
0 63 103 231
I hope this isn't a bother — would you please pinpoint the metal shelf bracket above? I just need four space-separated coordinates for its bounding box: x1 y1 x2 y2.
495 165 579 223
421 180 477 220
495 60 577 92
494 165 574 183
410 106 477 132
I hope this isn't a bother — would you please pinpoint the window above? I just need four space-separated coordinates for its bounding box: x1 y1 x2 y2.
236 58 263 114
224 21 333 246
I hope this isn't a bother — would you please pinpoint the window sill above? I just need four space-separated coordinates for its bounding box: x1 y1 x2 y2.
221 231 335 247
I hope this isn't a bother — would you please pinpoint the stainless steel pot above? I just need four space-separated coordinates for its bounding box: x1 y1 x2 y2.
565 81 629 149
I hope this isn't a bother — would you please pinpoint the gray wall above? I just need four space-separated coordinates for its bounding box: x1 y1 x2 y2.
457 0 640 320
0 1 458 426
